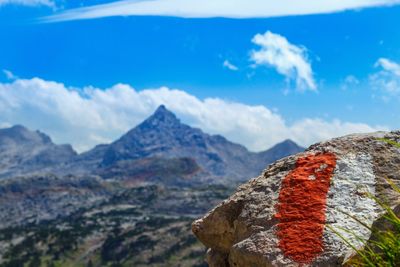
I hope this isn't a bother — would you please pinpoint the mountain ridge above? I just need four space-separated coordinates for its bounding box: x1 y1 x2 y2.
0 125 77 178
80 105 304 183
0 105 304 183
0 106 305 266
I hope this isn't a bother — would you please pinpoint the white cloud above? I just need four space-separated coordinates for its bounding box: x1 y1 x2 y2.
223 60 239 71
42 0 400 22
0 0 54 7
341 75 360 90
0 77 386 152
2 70 18 80
375 58 400 76
250 31 316 91
370 58 400 97
344 75 360 85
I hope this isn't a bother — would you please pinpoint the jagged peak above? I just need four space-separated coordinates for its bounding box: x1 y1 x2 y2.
275 139 301 147
257 139 304 158
8 124 28 132
153 105 177 118
0 124 52 144
155 104 168 113
267 139 305 152
141 105 181 127
0 124 29 136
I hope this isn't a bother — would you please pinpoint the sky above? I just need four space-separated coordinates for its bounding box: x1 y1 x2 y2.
0 0 399 152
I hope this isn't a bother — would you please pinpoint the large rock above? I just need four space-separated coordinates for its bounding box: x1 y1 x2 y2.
192 131 400 266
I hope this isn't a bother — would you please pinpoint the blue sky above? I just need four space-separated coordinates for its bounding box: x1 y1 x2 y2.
0 0 399 152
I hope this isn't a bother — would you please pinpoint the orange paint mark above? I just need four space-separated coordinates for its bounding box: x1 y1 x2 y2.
275 153 337 264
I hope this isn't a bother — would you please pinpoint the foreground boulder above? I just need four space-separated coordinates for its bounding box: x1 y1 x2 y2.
192 131 400 266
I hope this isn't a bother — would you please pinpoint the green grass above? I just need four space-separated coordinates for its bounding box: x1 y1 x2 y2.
377 138 400 149
345 182 400 267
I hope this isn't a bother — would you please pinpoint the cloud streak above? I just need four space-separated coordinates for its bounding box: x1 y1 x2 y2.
0 76 386 152
2 70 18 80
250 31 316 91
376 58 400 76
41 0 400 22
223 60 239 71
0 0 54 7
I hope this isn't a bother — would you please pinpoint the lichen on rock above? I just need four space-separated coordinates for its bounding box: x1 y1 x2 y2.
192 131 400 266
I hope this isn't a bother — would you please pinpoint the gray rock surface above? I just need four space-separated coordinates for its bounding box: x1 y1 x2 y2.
193 131 400 266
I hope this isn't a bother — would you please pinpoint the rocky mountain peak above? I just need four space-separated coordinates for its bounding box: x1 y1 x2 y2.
9 124 27 132
140 105 181 129
154 104 171 116
278 139 299 147
0 108 304 184
256 138 304 165
0 125 77 178
1 124 29 137
0 125 52 145
80 106 304 181
269 139 302 151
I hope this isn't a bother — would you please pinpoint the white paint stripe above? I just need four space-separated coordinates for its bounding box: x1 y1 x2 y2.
321 153 381 262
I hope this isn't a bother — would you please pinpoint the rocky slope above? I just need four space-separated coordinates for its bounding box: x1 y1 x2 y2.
0 155 204 229
0 125 76 178
0 184 233 267
0 174 113 228
193 131 400 267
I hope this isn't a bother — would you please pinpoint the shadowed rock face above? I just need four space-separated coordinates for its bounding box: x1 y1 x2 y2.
192 131 400 267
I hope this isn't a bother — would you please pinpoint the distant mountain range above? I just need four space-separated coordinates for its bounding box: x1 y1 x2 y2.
0 105 304 184
0 105 305 266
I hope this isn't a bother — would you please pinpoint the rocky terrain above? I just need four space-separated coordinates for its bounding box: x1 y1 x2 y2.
193 131 400 266
0 105 304 266
0 184 232 267
0 174 113 228
0 126 76 179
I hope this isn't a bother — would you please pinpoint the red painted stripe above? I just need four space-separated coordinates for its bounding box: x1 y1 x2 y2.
275 153 337 264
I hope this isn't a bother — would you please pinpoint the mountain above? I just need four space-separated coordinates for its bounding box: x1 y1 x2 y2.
0 106 304 183
0 125 77 178
76 105 304 183
0 107 305 267
257 139 305 164
94 105 259 181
